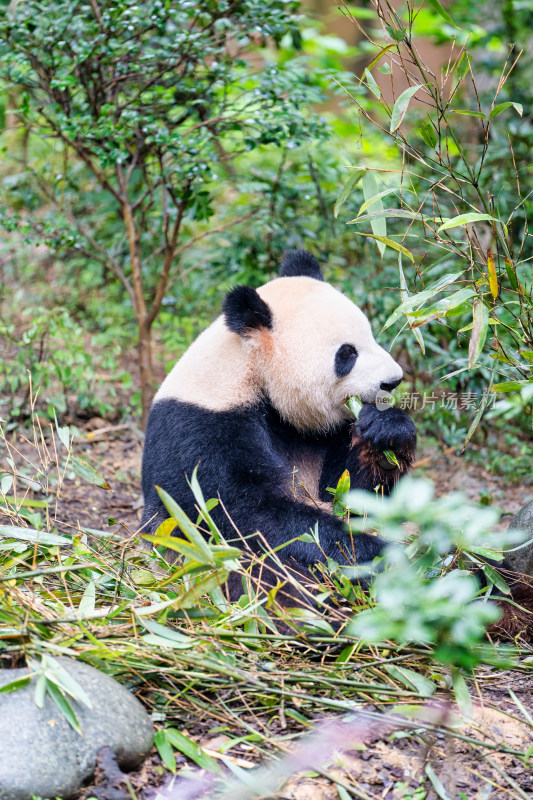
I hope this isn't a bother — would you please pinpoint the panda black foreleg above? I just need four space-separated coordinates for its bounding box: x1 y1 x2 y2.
233 493 386 568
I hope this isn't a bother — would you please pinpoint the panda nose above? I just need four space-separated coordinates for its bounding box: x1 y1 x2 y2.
380 378 402 392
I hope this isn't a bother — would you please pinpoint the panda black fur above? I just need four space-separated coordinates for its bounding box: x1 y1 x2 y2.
141 250 417 579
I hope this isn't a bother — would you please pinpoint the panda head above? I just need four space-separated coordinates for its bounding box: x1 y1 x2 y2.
223 250 404 432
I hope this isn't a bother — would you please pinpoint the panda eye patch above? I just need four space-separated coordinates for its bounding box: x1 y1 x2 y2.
335 344 358 378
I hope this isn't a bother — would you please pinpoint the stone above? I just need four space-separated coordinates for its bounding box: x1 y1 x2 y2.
0 657 154 800
503 500 533 577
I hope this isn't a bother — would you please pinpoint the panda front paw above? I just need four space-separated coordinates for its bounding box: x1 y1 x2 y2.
354 404 417 462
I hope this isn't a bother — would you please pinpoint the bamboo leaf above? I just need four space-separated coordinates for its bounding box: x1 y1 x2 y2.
385 665 435 697
70 456 111 490
505 258 518 290
361 171 386 255
334 169 366 219
356 187 403 217
489 101 523 119
348 208 420 224
165 728 223 774
410 288 476 327
156 486 215 564
451 52 470 93
418 118 436 148
482 564 511 595
382 271 462 331
492 381 526 392
398 254 425 354
78 580 96 617
364 68 381 98
46 680 82 733
366 44 396 71
451 667 473 721
425 764 452 800
438 212 499 232
487 249 498 298
390 84 425 132
155 730 176 772
0 525 71 546
353 232 414 262
452 109 486 119
468 299 489 368
428 0 458 27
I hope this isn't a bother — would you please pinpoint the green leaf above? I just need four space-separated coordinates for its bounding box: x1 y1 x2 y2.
348 208 420 224
0 526 71 546
78 580 96 617
505 258 518 290
165 728 223 774
70 456 111 490
428 0 458 27
398 254 425 354
53 409 70 451
489 101 523 119
468 299 489 368
156 486 215 564
451 667 473 721
382 272 463 331
438 212 501 232
353 232 415 263
335 644 356 664
336 786 352 800
0 675 31 694
465 546 503 562
390 84 425 132
346 395 363 418
452 52 471 94
356 187 401 217
364 68 381 98
385 665 435 697
366 44 396 71
334 169 366 219
418 118 437 149
155 729 176 772
452 109 486 119
410 288 476 328
386 25 406 42
425 764 453 800
492 381 527 392
383 450 399 467
482 563 510 595
361 171 386 256
46 680 81 733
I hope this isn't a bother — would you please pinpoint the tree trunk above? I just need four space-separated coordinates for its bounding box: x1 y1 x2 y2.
138 317 154 429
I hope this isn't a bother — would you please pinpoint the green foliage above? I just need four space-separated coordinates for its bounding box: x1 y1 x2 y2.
345 478 525 670
0 307 130 423
338 0 533 445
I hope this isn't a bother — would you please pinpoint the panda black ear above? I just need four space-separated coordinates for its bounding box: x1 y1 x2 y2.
280 249 323 281
223 285 273 336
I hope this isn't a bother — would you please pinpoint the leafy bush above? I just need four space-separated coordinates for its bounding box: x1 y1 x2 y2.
0 308 130 423
334 0 532 448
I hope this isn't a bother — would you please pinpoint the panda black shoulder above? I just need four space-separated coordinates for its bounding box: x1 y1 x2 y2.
280 250 323 281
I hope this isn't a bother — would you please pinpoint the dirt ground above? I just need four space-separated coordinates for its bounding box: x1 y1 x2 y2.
2 421 533 800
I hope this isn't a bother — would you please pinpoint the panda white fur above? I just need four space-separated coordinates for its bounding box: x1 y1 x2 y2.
141 250 416 579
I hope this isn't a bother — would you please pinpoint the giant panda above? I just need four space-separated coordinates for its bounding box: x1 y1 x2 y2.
141 250 417 586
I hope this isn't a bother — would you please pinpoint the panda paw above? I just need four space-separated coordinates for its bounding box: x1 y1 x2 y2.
354 404 417 460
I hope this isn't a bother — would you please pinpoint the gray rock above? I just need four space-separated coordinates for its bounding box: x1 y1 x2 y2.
503 500 533 577
0 657 154 800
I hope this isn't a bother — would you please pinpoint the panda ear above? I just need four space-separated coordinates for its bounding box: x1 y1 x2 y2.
223 285 273 336
280 249 323 281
